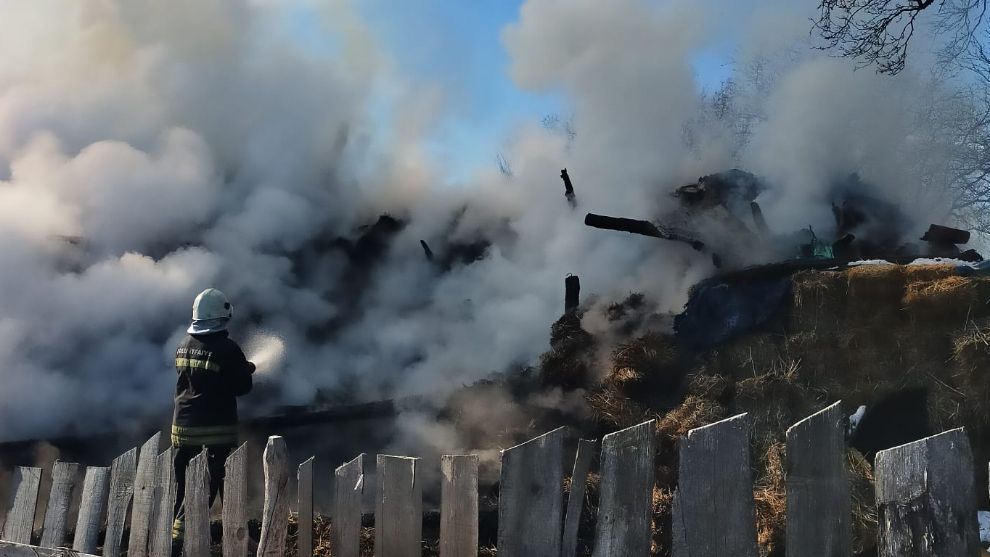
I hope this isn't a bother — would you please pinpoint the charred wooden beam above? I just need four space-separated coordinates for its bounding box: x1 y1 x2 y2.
584 213 705 251
920 224 970 245
560 169 576 207
749 202 769 236
565 275 580 313
420 240 435 262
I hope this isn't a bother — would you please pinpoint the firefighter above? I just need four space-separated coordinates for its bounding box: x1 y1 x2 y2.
171 288 255 554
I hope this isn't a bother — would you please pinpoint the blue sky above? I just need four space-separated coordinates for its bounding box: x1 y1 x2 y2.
353 1 735 181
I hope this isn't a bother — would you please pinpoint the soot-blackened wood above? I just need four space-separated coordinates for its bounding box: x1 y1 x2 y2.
148 448 176 557
375 455 422 557
421 240 435 262
72 466 111 554
672 413 757 557
0 539 99 556
562 439 596 557
40 461 80 548
104 447 138 557
222 443 248 557
333 454 364 557
875 428 980 557
127 433 160 557
497 427 567 557
182 450 210 557
2 467 41 544
297 457 315 557
593 421 657 557
258 436 290 557
440 455 478 557
565 275 580 313
785 402 851 557
561 168 576 207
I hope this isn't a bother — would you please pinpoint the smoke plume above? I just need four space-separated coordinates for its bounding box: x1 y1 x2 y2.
0 0 966 445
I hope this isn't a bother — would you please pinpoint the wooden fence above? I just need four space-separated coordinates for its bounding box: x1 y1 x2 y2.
0 400 987 556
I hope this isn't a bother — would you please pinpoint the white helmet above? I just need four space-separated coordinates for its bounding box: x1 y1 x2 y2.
191 288 233 321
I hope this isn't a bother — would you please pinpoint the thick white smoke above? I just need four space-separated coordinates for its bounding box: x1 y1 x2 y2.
0 0 968 443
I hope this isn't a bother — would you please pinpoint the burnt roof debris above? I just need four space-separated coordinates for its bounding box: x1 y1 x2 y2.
560 168 576 208
584 168 984 269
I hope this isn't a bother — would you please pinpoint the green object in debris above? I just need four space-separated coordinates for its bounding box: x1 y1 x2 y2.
808 226 834 259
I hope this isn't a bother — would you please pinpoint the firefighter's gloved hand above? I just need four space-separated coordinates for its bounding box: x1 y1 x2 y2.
247 361 257 374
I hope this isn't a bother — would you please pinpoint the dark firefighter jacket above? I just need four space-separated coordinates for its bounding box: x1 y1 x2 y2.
172 331 253 447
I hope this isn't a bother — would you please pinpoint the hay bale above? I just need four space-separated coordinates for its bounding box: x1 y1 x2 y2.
586 386 649 429
753 441 786 557
733 360 820 436
790 271 846 334
610 332 681 391
903 263 957 282
540 313 596 389
846 448 878 555
903 275 977 325
950 325 990 425
656 395 728 439
713 333 786 379
845 264 906 327
684 372 733 402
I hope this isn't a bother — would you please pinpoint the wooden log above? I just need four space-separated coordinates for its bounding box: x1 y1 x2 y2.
39 461 80 548
562 440 596 557
104 447 137 557
148 448 176 557
2 467 42 544
258 436 290 557
593 420 657 556
222 443 248 557
72 467 111 554
440 455 478 557
127 433 161 557
785 402 851 557
672 413 757 557
332 454 364 557
497 427 567 557
565 275 580 313
0 539 99 557
875 428 980 556
561 168 576 206
297 457 315 557
182 449 210 557
375 455 422 557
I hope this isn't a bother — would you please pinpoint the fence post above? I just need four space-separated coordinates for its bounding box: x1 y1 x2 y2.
148 447 176 557
297 457 315 557
73 466 111 554
222 443 248 557
440 454 478 557
104 447 138 557
333 454 364 557
562 439 596 557
672 413 757 557
182 449 210 557
375 455 422 557
497 427 567 557
258 436 290 557
2 467 42 544
128 433 161 557
593 420 657 556
875 428 980 556
785 402 851 557
39 461 80 548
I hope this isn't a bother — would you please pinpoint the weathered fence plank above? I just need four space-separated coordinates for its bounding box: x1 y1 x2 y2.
104 447 138 557
333 454 364 557
562 439 596 557
222 443 248 557
593 420 657 557
127 433 161 557
39 461 80 548
182 450 210 557
258 436 290 557
2 467 42 544
497 426 567 557
297 457 314 557
875 428 980 556
785 402 851 557
672 413 757 557
0 539 99 557
375 455 422 557
72 466 111 554
148 448 176 557
440 455 478 557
